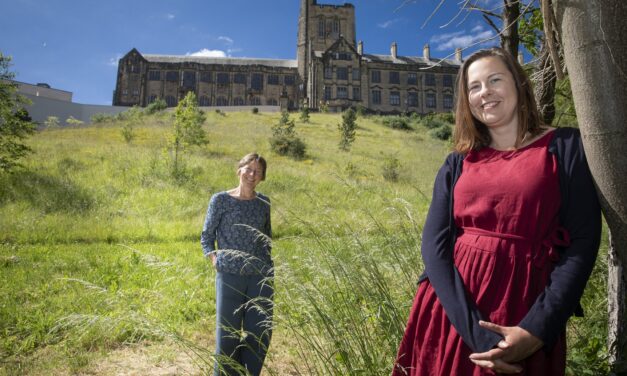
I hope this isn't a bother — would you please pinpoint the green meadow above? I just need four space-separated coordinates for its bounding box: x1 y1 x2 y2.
0 111 608 375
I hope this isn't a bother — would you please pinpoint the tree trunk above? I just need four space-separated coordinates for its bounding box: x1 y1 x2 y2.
533 44 556 125
501 0 520 57
553 1 627 374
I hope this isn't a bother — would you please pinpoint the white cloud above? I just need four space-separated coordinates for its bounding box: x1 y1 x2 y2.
431 26 495 51
166 13 175 20
471 25 485 33
430 30 466 43
377 18 401 29
217 36 234 45
186 48 227 58
107 53 123 67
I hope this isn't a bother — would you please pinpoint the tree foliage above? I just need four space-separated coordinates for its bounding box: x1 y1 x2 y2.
338 108 357 151
171 92 207 177
270 111 306 159
0 53 36 172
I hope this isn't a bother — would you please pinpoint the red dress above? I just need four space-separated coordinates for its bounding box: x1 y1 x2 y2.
393 131 567 376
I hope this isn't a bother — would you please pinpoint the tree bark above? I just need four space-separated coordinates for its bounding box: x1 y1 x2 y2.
553 1 627 374
533 44 556 125
501 0 520 57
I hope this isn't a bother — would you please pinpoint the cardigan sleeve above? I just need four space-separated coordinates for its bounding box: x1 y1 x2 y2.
200 193 222 257
518 129 602 350
421 153 502 353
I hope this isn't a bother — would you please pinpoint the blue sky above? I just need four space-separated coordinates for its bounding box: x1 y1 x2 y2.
1 0 508 105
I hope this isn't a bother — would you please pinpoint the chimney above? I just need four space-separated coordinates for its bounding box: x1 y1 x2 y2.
391 42 397 59
423 44 430 60
517 51 524 65
455 47 462 63
358 40 363 55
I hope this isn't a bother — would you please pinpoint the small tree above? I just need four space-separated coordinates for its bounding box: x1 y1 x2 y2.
381 154 401 182
44 116 60 128
145 98 167 115
269 110 306 159
300 105 310 123
66 116 84 126
120 106 143 144
338 108 357 151
0 53 36 172
171 92 207 177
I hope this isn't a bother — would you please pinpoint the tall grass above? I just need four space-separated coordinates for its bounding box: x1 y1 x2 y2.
0 111 609 375
273 192 424 374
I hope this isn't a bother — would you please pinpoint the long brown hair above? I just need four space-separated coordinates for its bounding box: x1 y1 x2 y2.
453 48 543 153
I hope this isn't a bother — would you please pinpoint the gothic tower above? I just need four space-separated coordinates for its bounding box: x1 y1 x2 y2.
297 0 356 106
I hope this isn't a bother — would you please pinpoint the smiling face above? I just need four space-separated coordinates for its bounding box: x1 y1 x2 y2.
238 160 264 190
466 56 519 132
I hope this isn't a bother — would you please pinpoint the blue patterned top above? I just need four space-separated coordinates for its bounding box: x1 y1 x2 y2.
201 191 273 276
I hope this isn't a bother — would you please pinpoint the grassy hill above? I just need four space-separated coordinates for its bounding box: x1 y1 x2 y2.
0 111 608 375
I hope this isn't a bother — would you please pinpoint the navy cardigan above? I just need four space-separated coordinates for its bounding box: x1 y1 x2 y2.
418 127 602 353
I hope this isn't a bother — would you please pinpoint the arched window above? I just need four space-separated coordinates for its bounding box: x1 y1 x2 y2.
233 97 245 106
250 97 261 106
199 95 211 106
216 97 228 106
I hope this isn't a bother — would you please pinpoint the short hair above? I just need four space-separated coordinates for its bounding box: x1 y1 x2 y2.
238 153 267 180
453 48 544 154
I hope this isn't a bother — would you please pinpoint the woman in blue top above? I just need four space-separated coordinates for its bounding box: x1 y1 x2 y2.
201 153 273 376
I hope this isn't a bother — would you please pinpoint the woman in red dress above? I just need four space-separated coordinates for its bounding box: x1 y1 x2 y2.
392 48 601 375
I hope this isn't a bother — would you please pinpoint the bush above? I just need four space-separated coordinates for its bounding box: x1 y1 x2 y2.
355 105 368 118
269 135 306 159
66 116 84 126
90 113 115 124
429 124 452 141
338 108 357 151
419 112 455 130
251 107 259 114
121 122 134 143
270 111 307 159
145 99 167 115
434 111 455 124
381 154 400 182
382 116 411 130
319 101 329 113
44 116 60 128
300 106 310 123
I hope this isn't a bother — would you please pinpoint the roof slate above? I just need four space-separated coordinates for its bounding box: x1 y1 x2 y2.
142 54 298 68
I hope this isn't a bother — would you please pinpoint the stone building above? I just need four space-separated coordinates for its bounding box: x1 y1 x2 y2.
113 0 461 113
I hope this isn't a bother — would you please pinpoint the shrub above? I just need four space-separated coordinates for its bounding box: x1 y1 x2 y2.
172 92 208 178
300 106 310 123
382 116 411 130
121 122 134 143
420 112 455 130
381 154 400 182
90 113 115 123
429 124 452 141
251 107 259 114
270 111 307 159
355 104 367 117
319 100 329 113
434 111 455 124
44 116 60 128
66 116 84 126
145 99 167 115
338 108 357 151
269 135 306 159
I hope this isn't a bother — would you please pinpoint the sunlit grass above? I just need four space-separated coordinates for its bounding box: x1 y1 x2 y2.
0 110 608 375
